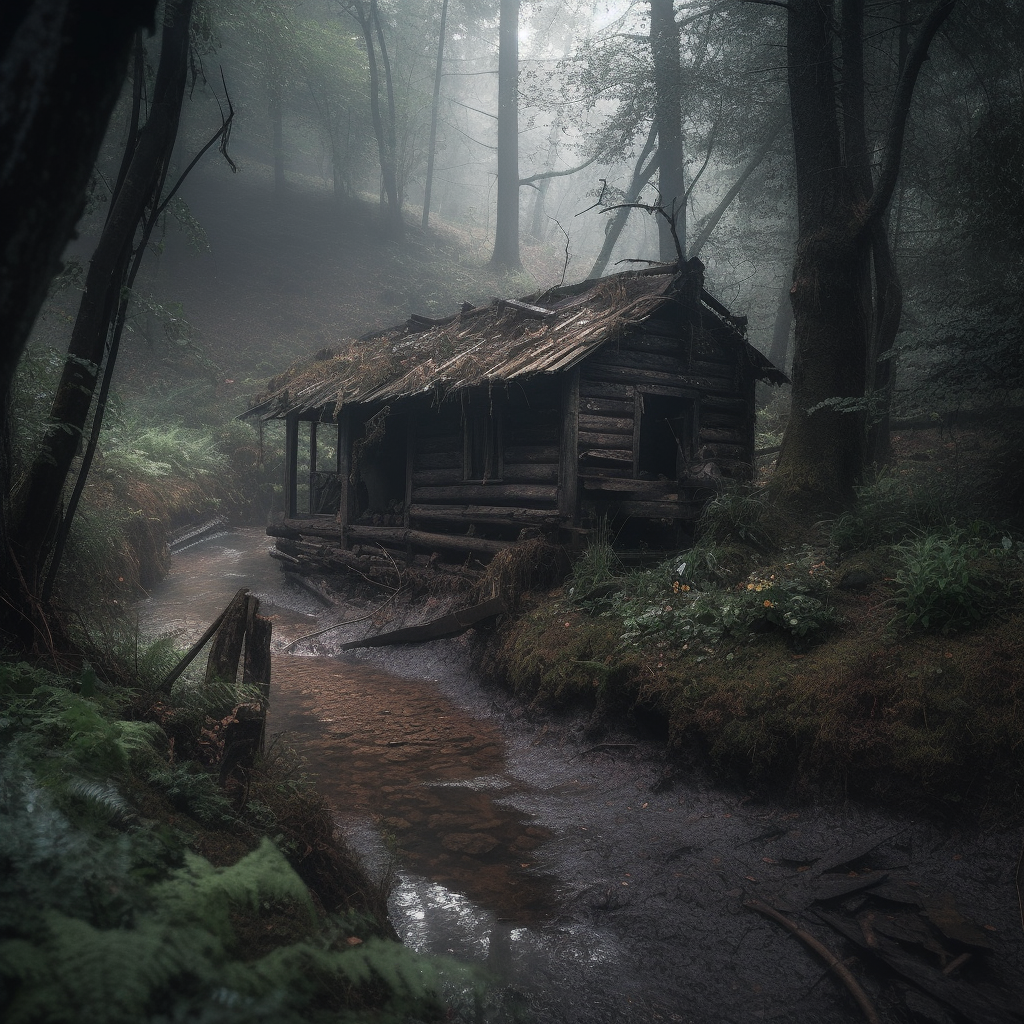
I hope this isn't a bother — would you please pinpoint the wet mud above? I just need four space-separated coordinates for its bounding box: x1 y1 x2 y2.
140 527 1024 1024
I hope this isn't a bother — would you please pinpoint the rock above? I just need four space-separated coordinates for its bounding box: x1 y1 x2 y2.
441 832 499 855
837 567 874 590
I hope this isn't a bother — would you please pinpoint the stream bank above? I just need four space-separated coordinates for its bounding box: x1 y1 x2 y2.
140 526 1024 1024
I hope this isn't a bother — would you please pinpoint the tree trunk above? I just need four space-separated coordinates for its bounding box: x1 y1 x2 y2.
650 0 685 261
10 0 195 594
490 0 521 270
528 119 561 241
770 0 953 513
421 0 448 230
0 0 158 596
589 123 658 279
771 0 867 511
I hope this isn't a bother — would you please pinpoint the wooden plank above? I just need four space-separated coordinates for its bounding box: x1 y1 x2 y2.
409 504 561 526
205 588 250 687
341 596 507 651
559 367 580 525
283 517 343 540
699 426 747 445
346 524 511 555
579 448 633 463
502 462 559 484
585 363 731 393
504 445 559 464
578 413 633 435
500 297 555 319
413 468 471 487
580 396 634 417
580 476 720 494
403 418 414 530
284 415 298 519
412 483 557 503
578 379 633 401
615 499 704 520
590 348 690 375
580 430 637 449
337 408 352 532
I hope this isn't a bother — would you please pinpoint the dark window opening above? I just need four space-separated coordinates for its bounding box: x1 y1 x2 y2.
464 408 502 481
637 394 693 480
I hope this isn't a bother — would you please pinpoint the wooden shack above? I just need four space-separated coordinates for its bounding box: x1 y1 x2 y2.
244 258 787 566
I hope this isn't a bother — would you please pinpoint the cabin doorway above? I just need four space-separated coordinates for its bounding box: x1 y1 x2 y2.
636 393 693 480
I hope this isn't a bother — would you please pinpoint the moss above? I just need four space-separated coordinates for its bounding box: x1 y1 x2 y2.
487 580 1024 819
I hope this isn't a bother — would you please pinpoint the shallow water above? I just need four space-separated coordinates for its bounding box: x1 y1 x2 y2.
139 527 1024 1024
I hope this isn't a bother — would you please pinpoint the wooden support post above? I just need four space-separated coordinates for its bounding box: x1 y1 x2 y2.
559 368 580 527
309 420 318 513
204 588 250 688
633 389 643 478
337 408 352 545
284 414 298 519
404 417 414 561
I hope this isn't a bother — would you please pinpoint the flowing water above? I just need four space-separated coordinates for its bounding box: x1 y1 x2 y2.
140 527 1024 1024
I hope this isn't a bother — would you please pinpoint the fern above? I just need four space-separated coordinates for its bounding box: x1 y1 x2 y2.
154 840 315 946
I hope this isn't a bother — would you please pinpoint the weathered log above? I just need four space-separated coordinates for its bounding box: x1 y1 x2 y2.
590 348 690 376
587 364 733 394
579 448 633 463
159 590 242 691
503 445 559 464
580 396 635 417
579 414 634 435
699 426 747 445
501 462 559 484
581 476 720 494
205 589 250 687
579 379 634 401
269 548 300 566
346 524 512 555
579 430 637 450
286 573 338 606
412 483 557 504
615 499 704 520
340 595 506 650
267 521 302 540
408 503 561 526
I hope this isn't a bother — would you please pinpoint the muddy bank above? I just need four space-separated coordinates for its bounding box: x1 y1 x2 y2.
140 527 1024 1024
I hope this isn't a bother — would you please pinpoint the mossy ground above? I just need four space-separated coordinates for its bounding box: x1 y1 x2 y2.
486 424 1024 820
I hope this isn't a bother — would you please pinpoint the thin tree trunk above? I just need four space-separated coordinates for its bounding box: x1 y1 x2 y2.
11 0 196 592
529 119 561 240
269 76 285 197
588 123 658 278
650 0 685 261
768 279 794 372
687 116 785 259
491 0 521 270
421 0 448 230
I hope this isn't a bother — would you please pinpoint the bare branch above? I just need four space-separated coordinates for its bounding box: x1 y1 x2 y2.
864 0 956 225
520 151 601 187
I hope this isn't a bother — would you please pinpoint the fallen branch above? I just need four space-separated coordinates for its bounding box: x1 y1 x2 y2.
282 589 403 652
159 588 245 691
744 900 880 1024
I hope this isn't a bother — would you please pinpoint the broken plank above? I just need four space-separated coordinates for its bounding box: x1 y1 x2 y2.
341 596 507 650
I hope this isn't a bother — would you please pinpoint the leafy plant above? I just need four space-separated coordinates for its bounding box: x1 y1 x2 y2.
697 485 775 551
892 529 994 633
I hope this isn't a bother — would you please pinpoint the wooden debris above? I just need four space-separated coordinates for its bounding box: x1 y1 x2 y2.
340 595 506 650
744 900 881 1024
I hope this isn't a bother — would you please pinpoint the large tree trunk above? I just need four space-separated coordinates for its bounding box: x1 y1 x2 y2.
0 0 158 596
771 0 954 512
490 0 521 270
353 0 402 239
10 0 195 598
650 0 685 261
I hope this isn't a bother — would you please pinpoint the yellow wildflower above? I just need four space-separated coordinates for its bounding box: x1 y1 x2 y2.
763 600 773 608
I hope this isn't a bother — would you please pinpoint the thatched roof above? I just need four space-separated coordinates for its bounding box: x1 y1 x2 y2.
244 261 787 420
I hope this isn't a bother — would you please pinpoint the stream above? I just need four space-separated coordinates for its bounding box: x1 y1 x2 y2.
139 527 1023 1024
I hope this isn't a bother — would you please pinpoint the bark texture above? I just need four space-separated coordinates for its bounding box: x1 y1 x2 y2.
491 0 521 269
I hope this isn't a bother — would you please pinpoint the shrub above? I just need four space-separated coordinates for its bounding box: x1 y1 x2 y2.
698 485 775 551
892 529 994 632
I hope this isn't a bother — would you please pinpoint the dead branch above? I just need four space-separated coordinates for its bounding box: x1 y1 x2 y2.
744 900 881 1024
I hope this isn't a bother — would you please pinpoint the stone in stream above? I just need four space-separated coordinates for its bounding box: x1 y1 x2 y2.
442 832 500 855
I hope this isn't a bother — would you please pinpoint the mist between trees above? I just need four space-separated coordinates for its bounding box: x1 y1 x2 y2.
1 0 1022 633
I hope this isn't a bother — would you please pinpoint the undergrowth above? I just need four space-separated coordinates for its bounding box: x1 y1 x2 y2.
0 655 474 1022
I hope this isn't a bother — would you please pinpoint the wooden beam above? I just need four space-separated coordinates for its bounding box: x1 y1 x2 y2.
412 483 557 503
409 503 561 527
341 596 507 650
559 368 580 525
579 413 633 435
284 414 298 519
346 524 511 555
616 499 704 520
337 408 352 535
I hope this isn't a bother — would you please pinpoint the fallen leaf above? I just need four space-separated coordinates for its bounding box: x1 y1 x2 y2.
346 937 363 946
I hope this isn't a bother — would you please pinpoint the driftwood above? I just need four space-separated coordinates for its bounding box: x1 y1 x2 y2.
745 900 881 1024
340 595 506 650
346 524 512 556
160 588 243 691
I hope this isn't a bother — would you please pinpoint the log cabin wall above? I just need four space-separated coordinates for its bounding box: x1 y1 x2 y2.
402 382 562 539
573 305 754 533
